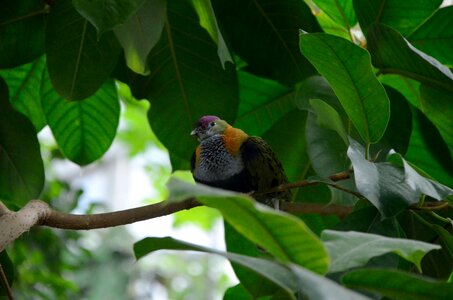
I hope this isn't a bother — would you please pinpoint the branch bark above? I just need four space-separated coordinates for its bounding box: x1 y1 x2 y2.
0 171 355 252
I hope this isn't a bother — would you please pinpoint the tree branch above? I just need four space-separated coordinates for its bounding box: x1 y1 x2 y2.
282 202 352 219
0 170 357 252
43 198 201 229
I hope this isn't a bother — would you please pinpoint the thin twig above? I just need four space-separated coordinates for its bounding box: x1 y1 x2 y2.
0 263 13 300
258 170 353 195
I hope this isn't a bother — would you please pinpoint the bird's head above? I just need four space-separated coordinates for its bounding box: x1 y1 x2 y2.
191 115 229 141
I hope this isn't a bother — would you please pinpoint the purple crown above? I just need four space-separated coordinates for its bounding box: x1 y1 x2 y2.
196 115 220 128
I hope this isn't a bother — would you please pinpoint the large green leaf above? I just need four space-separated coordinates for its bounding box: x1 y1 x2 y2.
234 71 292 137
223 284 252 300
367 24 453 93
322 230 440 273
299 32 390 144
335 205 400 235
419 85 453 159
288 264 370 300
134 236 297 298
134 236 370 300
379 75 453 183
334 205 405 268
312 0 356 30
305 110 355 206
388 153 453 200
408 6 453 66
0 77 44 204
0 1 45 68
406 109 453 186
347 139 453 217
45 0 121 100
262 111 309 185
342 268 453 300
309 99 348 145
167 178 329 274
190 0 232 67
113 0 166 75
353 0 442 36
224 222 282 298
41 73 119 165
73 0 146 35
212 0 320 86
129 0 238 170
0 56 46 131
377 85 413 155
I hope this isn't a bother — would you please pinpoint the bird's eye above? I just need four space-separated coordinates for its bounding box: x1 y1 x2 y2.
210 121 216 127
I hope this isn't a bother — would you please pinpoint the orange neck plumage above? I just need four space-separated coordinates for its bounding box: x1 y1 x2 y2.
222 125 249 156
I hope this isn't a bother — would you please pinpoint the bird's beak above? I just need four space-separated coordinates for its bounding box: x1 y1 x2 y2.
190 128 199 136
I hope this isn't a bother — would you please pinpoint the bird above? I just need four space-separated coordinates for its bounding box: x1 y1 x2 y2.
190 115 291 208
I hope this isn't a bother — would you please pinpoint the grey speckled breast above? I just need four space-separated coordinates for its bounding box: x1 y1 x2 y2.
193 135 244 182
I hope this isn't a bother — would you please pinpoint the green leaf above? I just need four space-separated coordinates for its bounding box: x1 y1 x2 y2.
0 1 46 68
45 0 121 100
0 77 44 204
134 236 298 298
223 284 252 300
353 0 442 36
190 0 233 67
347 139 453 217
378 85 413 155
367 24 453 93
212 0 320 85
408 6 453 66
113 0 166 75
288 264 370 300
167 178 329 274
388 153 453 201
305 112 355 205
129 0 239 170
309 99 348 145
261 111 309 185
429 224 453 257
41 73 119 165
224 222 282 298
322 230 440 273
419 85 453 159
312 0 356 29
134 236 370 300
299 33 390 143
173 206 220 231
379 75 453 183
342 268 453 300
312 8 351 40
335 205 399 235
234 71 293 137
0 56 46 131
73 0 146 35
407 109 453 186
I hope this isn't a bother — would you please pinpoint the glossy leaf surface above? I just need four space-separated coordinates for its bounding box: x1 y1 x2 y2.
300 33 389 143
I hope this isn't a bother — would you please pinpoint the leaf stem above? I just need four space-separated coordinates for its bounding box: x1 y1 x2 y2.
428 211 451 224
365 142 371 160
0 7 49 27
